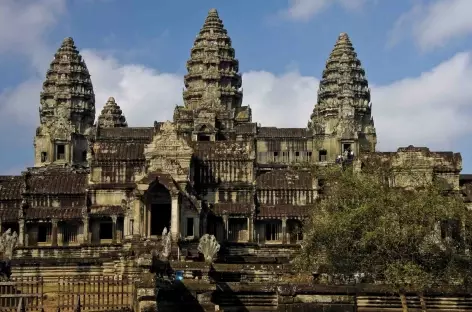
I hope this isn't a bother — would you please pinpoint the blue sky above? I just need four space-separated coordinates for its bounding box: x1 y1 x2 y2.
0 0 471 174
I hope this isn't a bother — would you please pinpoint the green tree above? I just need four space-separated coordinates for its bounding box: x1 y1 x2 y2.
296 165 472 312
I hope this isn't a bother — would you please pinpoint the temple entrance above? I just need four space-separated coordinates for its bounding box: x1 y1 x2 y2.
147 182 172 236
151 204 171 236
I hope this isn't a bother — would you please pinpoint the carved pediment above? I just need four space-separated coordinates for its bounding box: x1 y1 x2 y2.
194 110 216 132
143 121 193 182
335 119 358 140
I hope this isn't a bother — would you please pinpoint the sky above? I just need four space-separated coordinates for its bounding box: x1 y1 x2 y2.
0 0 471 174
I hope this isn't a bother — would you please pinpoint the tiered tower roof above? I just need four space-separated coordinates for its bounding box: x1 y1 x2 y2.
39 37 95 133
97 97 128 128
183 8 242 110
311 33 371 121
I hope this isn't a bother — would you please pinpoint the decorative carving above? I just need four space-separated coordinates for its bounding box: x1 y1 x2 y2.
159 227 172 260
198 234 220 264
143 121 193 182
0 229 18 261
0 229 18 281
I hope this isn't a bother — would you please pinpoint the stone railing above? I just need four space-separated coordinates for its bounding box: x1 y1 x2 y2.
12 244 130 261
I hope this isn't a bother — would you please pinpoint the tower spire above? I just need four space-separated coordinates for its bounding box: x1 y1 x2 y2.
310 33 376 155
97 97 128 128
183 8 242 110
174 9 250 141
39 37 95 133
35 37 95 167
314 32 370 113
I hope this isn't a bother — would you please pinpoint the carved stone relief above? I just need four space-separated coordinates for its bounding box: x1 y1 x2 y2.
142 121 193 183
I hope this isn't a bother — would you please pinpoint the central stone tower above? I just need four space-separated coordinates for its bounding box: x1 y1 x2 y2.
309 33 376 160
173 8 251 141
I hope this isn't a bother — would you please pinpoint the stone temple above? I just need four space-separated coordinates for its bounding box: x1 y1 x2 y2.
0 8 471 283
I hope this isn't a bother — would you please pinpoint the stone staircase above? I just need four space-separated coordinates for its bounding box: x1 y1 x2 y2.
213 291 278 311
219 243 300 264
357 295 472 311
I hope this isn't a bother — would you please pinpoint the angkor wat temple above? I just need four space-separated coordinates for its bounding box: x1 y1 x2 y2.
1 8 471 312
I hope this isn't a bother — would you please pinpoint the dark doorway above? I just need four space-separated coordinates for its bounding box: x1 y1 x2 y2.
151 204 171 236
99 221 113 240
197 134 210 141
319 150 327 161
343 143 352 153
148 182 172 236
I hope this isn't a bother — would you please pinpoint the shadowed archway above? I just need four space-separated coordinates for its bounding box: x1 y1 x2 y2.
147 181 172 236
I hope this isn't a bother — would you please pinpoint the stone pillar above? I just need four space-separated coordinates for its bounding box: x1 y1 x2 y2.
171 195 180 240
282 217 287 244
201 212 207 236
91 221 100 244
147 205 151 238
463 219 469 255
133 197 143 238
82 216 89 244
223 214 229 241
247 216 254 242
18 219 25 247
112 215 117 244
434 221 441 243
190 216 199 238
124 213 130 239
51 219 58 247
0 219 3 234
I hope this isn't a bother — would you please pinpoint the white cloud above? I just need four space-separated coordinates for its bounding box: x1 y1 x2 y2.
0 0 66 70
81 50 183 125
283 0 367 21
390 0 472 50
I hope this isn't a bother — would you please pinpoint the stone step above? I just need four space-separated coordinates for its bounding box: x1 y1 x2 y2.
220 307 278 312
357 295 472 311
214 293 278 307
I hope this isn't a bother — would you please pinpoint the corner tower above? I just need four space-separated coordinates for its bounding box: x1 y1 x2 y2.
97 97 128 128
174 8 251 141
309 33 376 161
34 37 95 168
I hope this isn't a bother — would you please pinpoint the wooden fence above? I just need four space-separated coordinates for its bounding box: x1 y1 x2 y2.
57 276 134 311
0 277 43 312
0 276 134 312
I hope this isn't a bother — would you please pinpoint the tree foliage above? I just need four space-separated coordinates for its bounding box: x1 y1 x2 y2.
296 165 472 292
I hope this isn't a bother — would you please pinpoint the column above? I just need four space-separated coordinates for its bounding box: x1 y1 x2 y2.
133 197 143 237
247 216 254 242
91 221 100 244
147 205 151 237
112 215 117 244
463 219 469 255
123 213 130 239
82 216 89 244
194 216 200 238
223 214 229 241
18 219 25 246
201 212 207 237
434 221 441 243
282 217 287 244
170 195 180 240
51 219 58 247
0 218 3 234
